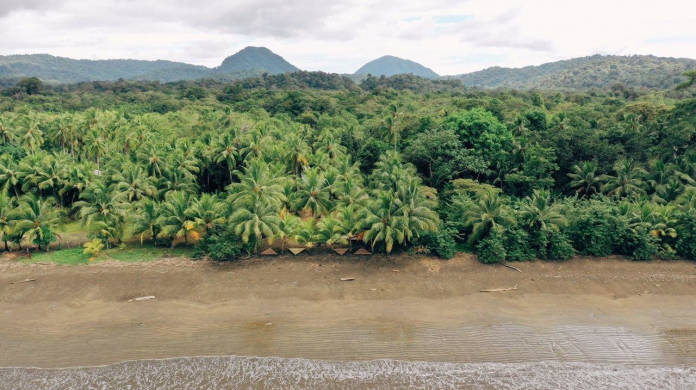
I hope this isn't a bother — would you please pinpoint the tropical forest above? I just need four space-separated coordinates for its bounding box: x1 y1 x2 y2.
1 69 696 264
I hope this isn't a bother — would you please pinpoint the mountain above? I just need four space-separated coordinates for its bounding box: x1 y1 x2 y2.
0 54 209 84
355 55 439 79
2 49 695 90
452 55 696 90
216 46 298 74
0 47 299 84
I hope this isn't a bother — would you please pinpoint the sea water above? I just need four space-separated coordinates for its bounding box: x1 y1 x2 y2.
1 356 695 390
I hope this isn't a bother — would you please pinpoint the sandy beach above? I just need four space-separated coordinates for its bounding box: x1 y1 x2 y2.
1 254 695 371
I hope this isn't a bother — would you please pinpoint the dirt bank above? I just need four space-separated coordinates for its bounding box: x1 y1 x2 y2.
1 254 696 368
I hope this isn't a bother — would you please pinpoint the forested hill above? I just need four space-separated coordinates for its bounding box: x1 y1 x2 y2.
3 51 695 90
453 55 696 90
0 54 210 83
0 47 300 84
355 56 439 79
217 46 298 74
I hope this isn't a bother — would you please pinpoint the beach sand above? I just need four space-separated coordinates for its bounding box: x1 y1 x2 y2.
1 254 696 368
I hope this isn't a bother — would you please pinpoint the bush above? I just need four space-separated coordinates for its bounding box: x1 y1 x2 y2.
413 226 457 259
676 213 696 260
545 231 575 260
567 204 616 257
502 227 534 262
617 226 659 261
83 238 105 259
33 226 56 251
476 232 506 264
193 226 253 261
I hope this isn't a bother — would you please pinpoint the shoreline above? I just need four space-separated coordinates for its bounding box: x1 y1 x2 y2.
1 254 696 368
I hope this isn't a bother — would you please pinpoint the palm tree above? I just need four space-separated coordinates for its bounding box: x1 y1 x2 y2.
74 181 126 246
158 191 195 247
17 120 44 152
461 190 514 244
0 190 16 251
371 150 416 192
291 167 333 216
132 199 162 245
110 164 156 202
50 115 78 154
229 199 283 251
677 186 696 211
567 161 601 197
0 116 14 145
20 153 66 196
227 159 286 209
0 155 21 196
600 159 647 198
316 204 367 247
362 190 406 253
212 132 238 181
187 193 226 233
282 133 310 175
168 148 200 183
397 176 440 238
12 195 62 251
520 190 567 233
646 159 676 194
74 181 124 227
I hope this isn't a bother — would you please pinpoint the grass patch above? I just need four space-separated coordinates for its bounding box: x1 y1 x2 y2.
104 246 194 262
23 245 194 265
56 221 84 234
28 248 91 265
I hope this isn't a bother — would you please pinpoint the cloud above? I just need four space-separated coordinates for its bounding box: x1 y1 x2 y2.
0 0 65 17
0 0 694 75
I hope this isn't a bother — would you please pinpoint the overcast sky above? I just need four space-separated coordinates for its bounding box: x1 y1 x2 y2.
1 0 695 75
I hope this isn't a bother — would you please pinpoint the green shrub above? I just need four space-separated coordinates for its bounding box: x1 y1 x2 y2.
545 231 575 260
193 226 253 261
476 233 506 264
414 226 457 259
567 204 615 257
502 227 535 261
616 226 659 261
676 213 696 260
33 226 56 251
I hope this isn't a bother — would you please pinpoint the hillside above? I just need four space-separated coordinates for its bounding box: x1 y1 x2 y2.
355 55 439 79
0 54 210 83
216 46 298 74
0 47 299 84
453 55 696 89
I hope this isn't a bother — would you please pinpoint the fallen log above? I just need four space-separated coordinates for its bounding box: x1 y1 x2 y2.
9 278 36 284
128 295 156 302
480 285 518 293
502 263 522 272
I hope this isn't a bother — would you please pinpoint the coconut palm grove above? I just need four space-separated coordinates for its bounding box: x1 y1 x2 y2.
1 71 696 263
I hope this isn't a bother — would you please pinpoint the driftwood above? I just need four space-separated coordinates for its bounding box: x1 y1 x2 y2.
502 263 522 272
480 285 518 293
340 277 355 281
128 295 156 302
9 278 36 284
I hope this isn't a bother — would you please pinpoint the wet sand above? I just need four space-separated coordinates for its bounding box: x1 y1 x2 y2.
1 254 696 368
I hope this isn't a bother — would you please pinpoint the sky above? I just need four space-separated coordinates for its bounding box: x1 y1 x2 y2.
1 0 695 75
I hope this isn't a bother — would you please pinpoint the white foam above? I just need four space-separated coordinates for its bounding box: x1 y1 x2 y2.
1 356 695 390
